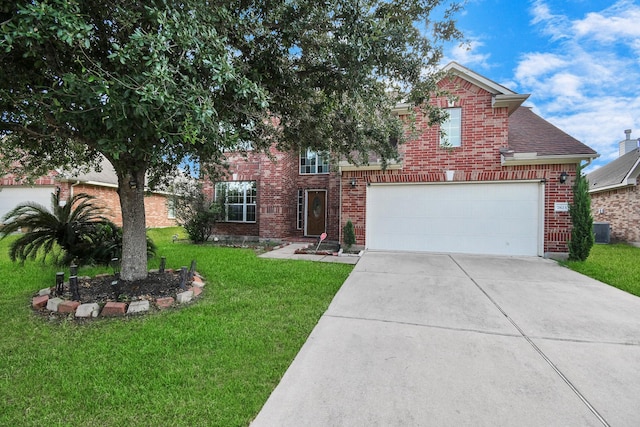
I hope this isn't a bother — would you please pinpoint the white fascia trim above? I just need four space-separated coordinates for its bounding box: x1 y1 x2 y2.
83 180 119 189
501 154 598 166
367 179 545 187
392 103 413 114
492 94 530 114
338 160 403 172
589 179 637 194
623 157 640 183
442 62 517 95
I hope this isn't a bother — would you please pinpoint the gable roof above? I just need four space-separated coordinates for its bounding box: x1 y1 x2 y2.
58 157 119 187
442 62 529 115
586 148 640 193
502 107 598 165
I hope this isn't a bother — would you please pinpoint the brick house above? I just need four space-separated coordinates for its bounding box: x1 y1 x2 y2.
208 62 598 257
1 157 176 228
587 129 640 244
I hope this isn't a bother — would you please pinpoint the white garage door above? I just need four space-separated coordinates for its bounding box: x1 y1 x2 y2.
366 182 543 256
0 186 55 222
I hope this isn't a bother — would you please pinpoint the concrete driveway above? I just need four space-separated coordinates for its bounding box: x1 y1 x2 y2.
251 251 640 427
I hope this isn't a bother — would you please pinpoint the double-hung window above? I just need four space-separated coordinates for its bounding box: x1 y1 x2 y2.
215 181 257 222
167 199 176 219
300 149 330 174
439 108 462 148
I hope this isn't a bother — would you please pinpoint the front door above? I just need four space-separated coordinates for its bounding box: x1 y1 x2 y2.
306 190 326 236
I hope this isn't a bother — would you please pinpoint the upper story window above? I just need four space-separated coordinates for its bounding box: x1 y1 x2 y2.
215 181 257 223
167 199 176 219
439 107 462 148
300 149 330 174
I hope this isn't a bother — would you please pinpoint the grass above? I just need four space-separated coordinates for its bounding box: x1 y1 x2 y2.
0 227 354 426
562 243 640 297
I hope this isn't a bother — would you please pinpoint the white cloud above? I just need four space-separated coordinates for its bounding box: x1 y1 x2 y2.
573 1 640 43
514 52 567 86
445 38 491 68
440 0 640 170
530 0 572 40
517 0 640 168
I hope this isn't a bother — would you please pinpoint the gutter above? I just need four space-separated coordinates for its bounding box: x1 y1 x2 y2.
501 153 599 166
589 178 637 194
338 160 403 172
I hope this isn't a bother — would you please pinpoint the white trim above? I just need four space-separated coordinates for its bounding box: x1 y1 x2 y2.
338 160 403 172
538 181 545 257
501 153 598 166
443 61 517 95
589 180 637 194
367 179 545 187
622 158 640 185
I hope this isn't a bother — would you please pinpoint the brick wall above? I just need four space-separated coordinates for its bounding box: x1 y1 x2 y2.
340 165 575 254
1 173 58 186
206 146 341 241
339 77 577 254
59 183 176 228
2 171 175 228
591 186 640 243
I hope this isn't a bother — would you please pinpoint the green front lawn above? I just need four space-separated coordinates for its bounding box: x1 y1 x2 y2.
562 243 640 297
0 227 353 426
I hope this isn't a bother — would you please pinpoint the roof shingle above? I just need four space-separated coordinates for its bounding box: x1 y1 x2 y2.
508 107 597 156
586 148 640 191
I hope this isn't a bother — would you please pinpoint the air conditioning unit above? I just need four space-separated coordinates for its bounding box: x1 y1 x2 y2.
593 222 610 244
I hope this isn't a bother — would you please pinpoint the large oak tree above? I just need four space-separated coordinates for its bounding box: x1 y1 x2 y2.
1 0 464 280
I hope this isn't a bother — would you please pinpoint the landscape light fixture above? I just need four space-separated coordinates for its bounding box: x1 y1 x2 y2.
559 171 569 184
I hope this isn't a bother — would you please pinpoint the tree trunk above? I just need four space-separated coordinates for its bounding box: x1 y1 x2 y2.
118 168 148 281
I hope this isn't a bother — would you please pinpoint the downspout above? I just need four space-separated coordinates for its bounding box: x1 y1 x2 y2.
338 165 343 246
581 158 593 169
70 180 80 198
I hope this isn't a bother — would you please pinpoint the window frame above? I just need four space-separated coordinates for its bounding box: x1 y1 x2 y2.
167 199 176 219
439 107 462 148
300 149 330 175
297 189 304 230
215 181 257 223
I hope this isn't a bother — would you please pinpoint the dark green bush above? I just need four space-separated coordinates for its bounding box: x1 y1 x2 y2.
88 222 157 265
569 165 594 261
0 192 155 266
343 219 356 250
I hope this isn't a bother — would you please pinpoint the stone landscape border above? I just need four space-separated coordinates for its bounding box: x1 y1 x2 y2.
31 270 206 320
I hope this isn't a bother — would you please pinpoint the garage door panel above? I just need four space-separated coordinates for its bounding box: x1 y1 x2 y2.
366 183 541 256
0 187 55 221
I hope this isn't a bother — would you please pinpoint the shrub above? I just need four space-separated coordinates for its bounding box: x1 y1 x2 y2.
343 219 356 251
569 164 594 261
88 222 157 265
0 192 115 265
169 181 222 243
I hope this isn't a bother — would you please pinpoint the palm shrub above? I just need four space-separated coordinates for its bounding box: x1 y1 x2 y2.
0 192 141 265
568 165 595 261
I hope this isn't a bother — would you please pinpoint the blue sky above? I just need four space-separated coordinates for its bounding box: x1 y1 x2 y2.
441 0 640 171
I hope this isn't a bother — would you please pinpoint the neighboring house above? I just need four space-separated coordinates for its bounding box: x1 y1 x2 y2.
1 157 176 228
587 129 640 244
207 62 598 257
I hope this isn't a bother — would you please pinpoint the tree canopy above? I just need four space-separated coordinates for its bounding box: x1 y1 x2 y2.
0 0 464 279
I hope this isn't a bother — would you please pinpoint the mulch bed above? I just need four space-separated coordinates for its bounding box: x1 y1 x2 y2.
74 271 184 305
35 270 196 321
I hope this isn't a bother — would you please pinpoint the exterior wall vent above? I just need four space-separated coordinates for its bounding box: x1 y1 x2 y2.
593 222 610 244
